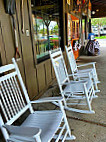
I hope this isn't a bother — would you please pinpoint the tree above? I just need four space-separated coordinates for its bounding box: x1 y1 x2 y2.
53 25 58 34
91 17 106 26
91 17 106 36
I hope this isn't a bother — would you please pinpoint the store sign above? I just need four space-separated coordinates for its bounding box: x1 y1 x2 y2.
82 0 85 4
88 0 91 18
67 0 70 5
88 9 91 19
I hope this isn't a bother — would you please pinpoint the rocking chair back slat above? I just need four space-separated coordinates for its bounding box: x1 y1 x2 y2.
50 48 69 86
0 84 13 120
0 58 76 142
0 99 9 121
9 77 23 111
65 46 77 73
50 48 97 114
0 75 26 121
1 82 14 118
0 59 33 126
13 76 26 108
65 45 100 92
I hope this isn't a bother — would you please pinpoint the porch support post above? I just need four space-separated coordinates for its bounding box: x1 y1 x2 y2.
89 19 91 33
85 16 87 39
59 0 66 51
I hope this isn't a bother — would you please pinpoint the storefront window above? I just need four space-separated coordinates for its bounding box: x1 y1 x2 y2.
67 14 79 45
31 0 60 62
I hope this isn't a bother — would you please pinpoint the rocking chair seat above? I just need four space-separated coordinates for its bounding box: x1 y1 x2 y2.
77 68 94 76
63 79 92 94
0 58 75 142
77 68 93 73
22 111 63 142
77 69 99 81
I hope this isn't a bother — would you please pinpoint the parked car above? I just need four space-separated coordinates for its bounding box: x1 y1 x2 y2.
92 28 99 36
100 28 104 36
103 27 106 35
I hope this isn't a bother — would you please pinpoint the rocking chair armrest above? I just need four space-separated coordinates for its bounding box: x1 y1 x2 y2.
76 72 92 78
69 72 91 77
62 80 88 85
8 134 40 142
31 97 64 104
4 125 41 141
68 74 74 77
77 62 96 68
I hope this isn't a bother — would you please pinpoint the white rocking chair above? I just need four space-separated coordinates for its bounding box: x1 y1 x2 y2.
0 58 76 142
49 48 97 114
65 45 100 93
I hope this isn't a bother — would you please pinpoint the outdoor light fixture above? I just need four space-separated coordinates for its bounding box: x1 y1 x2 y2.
31 4 34 7
92 11 95 15
96 9 99 12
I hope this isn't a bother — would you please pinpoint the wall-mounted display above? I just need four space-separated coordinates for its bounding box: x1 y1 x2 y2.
67 0 70 5
67 13 80 59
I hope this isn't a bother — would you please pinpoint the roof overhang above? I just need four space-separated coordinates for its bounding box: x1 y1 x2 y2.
91 0 106 18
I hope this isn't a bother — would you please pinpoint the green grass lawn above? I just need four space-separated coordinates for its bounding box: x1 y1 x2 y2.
50 37 59 40
95 36 106 39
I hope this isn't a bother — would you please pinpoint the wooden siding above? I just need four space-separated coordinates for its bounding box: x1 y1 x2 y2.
0 0 55 100
0 0 70 101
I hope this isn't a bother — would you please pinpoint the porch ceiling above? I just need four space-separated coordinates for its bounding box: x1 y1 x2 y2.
91 0 106 18
31 0 59 15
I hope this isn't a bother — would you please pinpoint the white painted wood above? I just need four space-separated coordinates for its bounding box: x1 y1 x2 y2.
3 80 16 116
50 48 97 114
1 82 14 117
0 58 75 142
62 130 68 142
6 105 29 125
12 58 34 114
0 64 15 74
0 72 17 82
0 115 9 141
65 45 100 92
55 123 66 142
8 78 21 112
13 77 26 107
0 89 11 119
11 77 24 109
0 99 8 121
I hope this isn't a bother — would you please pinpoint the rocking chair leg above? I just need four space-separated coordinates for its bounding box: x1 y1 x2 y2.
94 80 98 90
84 84 95 113
91 83 98 98
64 107 95 114
94 80 100 93
58 101 76 140
35 135 41 142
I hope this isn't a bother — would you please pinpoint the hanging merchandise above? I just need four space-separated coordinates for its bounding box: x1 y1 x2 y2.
77 0 81 12
4 0 20 59
4 0 16 15
82 0 86 5
88 0 91 18
86 40 100 56
11 15 20 59
0 21 8 64
67 0 70 5
77 0 80 5
20 0 24 33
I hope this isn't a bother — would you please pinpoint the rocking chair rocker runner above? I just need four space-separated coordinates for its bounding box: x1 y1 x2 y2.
65 45 100 92
49 48 97 114
0 58 75 142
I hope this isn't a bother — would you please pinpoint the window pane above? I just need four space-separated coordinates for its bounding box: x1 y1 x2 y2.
31 0 60 61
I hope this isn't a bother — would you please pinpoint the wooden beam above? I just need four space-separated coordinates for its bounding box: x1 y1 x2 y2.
32 5 56 11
